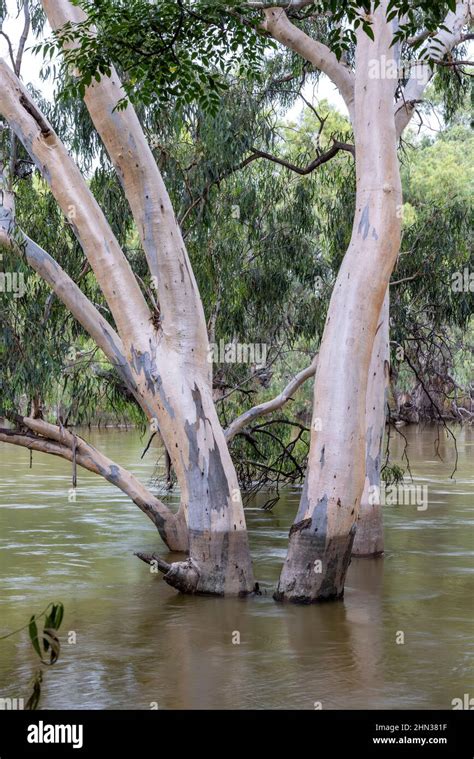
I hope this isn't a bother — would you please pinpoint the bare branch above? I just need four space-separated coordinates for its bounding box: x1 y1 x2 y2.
247 0 316 8
396 1 472 138
225 355 317 442
245 139 354 174
261 7 355 120
180 140 353 228
15 2 30 75
0 31 15 71
0 415 186 548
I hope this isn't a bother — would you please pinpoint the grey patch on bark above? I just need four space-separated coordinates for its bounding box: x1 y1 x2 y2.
358 202 370 240
310 494 328 535
183 384 231 519
319 444 325 467
365 424 381 488
274 524 356 604
129 346 175 419
187 529 253 596
103 333 141 397
108 464 120 482
371 228 379 240
289 517 312 537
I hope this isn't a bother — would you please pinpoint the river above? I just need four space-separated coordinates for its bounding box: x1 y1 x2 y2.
0 424 472 709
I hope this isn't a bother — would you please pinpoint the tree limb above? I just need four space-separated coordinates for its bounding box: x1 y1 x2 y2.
180 140 353 227
0 58 151 347
42 0 210 366
225 355 317 442
247 1 317 9
261 7 355 120
245 139 354 174
0 415 187 550
395 1 472 138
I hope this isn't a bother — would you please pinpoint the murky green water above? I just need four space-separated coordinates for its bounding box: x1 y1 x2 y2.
0 425 472 709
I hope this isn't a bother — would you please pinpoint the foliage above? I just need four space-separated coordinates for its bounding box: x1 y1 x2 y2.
32 0 470 117
34 0 271 113
0 602 64 710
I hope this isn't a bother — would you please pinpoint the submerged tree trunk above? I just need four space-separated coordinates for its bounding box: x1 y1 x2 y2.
352 290 389 557
0 0 255 596
275 4 402 603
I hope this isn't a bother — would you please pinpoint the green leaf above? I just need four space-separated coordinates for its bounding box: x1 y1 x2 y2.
28 616 41 659
362 23 375 42
51 603 64 630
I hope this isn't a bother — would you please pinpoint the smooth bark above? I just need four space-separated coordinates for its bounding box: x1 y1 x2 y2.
352 291 390 557
274 2 402 602
0 1 256 595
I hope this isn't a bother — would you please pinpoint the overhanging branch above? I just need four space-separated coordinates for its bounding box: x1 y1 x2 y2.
0 415 182 543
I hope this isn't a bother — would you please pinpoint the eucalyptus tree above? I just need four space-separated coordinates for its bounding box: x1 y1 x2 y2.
0 0 270 596
254 1 471 601
0 0 472 603
48 0 471 601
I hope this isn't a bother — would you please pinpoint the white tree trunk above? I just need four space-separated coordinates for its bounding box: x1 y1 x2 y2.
352 290 390 557
275 3 402 602
0 4 256 594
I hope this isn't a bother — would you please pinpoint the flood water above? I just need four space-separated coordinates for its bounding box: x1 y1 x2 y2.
0 424 472 710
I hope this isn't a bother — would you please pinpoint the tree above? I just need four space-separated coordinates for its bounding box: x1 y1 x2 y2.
0 0 256 596
0 0 471 603
258 1 471 601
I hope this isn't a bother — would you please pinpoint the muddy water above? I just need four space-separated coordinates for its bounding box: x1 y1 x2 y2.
0 425 472 709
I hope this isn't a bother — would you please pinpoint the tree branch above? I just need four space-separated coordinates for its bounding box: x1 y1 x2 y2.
0 415 187 549
42 0 210 366
247 0 317 8
0 178 147 407
0 58 151 347
395 1 472 138
225 355 317 442
246 139 354 174
261 7 355 120
180 140 353 228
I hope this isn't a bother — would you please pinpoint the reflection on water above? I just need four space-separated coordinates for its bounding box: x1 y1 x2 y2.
0 425 472 709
